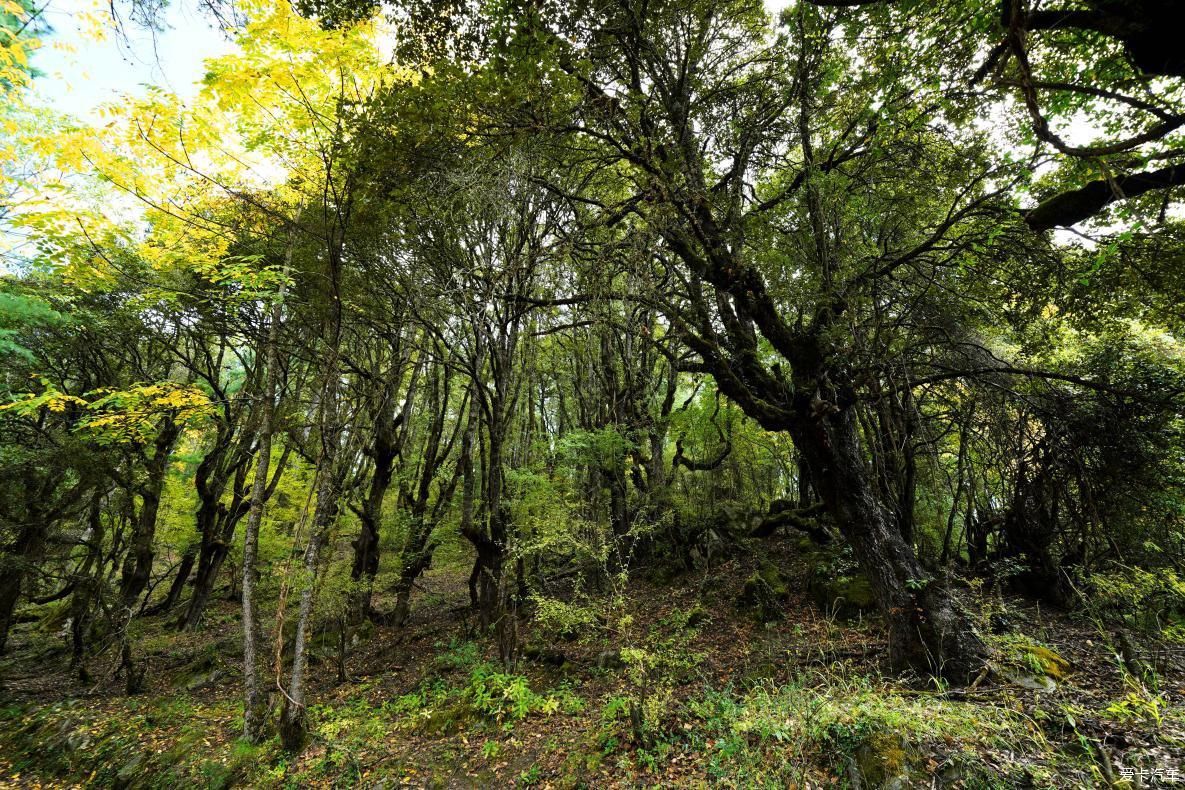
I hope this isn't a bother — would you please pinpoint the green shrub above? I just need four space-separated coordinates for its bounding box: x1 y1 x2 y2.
1087 567 1185 632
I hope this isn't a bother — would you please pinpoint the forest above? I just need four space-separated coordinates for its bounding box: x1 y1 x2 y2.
1 0 1183 785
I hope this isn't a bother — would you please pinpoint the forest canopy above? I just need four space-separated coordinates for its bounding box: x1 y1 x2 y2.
1 0 1184 785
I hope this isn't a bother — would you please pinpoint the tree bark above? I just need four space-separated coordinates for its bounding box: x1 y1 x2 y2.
279 218 347 751
241 244 290 743
350 357 419 622
154 547 195 615
119 416 180 607
0 520 46 654
791 394 987 681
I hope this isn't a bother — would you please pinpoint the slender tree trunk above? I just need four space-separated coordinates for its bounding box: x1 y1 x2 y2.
155 548 195 615
278 431 341 750
279 227 346 750
474 438 507 629
183 521 233 630
1001 451 1071 605
941 405 974 566
607 457 630 569
350 509 382 621
391 518 435 627
459 398 479 611
241 249 290 743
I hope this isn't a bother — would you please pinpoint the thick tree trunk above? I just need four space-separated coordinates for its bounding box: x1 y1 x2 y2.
119 417 180 607
475 431 509 630
349 388 406 621
391 521 437 627
794 402 987 681
474 538 503 629
1001 457 1072 606
796 454 814 507
387 361 455 627
349 353 419 623
71 495 106 672
184 466 262 629
0 517 48 654
350 509 382 619
182 523 233 630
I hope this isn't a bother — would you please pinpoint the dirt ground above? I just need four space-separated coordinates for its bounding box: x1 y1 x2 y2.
2 540 1183 787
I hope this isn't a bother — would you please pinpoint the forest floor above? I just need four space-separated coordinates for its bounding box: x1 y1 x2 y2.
1 537 1184 788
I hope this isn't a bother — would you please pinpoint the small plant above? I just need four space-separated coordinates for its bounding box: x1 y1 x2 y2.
1087 567 1185 632
1103 681 1166 727
466 665 542 722
434 639 482 673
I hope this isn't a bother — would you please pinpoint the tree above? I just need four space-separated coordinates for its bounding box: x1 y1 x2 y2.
806 0 1185 233
451 0 1025 678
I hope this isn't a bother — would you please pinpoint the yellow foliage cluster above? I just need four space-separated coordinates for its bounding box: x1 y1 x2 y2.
1 380 214 445
7 2 404 291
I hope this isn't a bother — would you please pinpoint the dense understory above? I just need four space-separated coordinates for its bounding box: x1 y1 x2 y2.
2 538 1183 788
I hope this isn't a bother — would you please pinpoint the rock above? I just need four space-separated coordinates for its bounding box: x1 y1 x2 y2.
1010 672 1057 692
522 644 566 666
595 649 624 669
685 605 709 628
1021 645 1071 679
810 573 876 621
416 703 473 736
351 619 376 647
738 562 790 623
184 668 224 692
58 719 91 752
172 650 229 692
1004 642 1071 691
116 754 145 787
799 543 877 621
851 731 915 788
990 611 1013 634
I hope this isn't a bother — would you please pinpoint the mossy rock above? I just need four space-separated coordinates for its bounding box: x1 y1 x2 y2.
416 703 474 736
34 601 73 634
810 573 877 621
595 649 625 669
522 644 566 666
1002 642 1071 691
713 502 750 533
183 667 225 692
685 605 709 628
1022 645 1071 680
171 651 222 691
853 731 912 787
738 562 790 623
116 753 147 787
646 560 686 585
353 619 376 644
